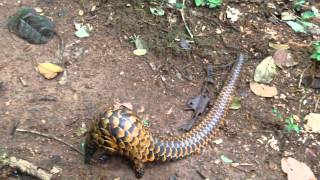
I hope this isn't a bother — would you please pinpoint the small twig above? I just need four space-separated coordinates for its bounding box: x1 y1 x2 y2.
196 169 208 179
179 0 193 39
298 64 312 88
15 128 84 156
315 96 320 112
298 93 308 118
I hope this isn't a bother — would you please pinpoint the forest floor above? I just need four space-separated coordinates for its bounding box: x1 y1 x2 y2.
0 0 319 179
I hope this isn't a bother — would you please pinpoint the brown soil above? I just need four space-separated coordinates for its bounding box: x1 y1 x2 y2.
0 0 319 180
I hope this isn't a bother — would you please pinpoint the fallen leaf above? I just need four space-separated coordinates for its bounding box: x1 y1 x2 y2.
220 155 233 164
250 82 278 97
273 49 298 68
230 96 241 110
304 113 320 133
226 6 242 23
133 49 147 56
286 21 306 33
269 42 290 50
281 157 316 180
74 23 92 38
37 63 63 79
254 56 277 84
281 12 297 21
150 7 165 16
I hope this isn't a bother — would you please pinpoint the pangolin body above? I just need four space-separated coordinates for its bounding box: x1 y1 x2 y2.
84 53 246 178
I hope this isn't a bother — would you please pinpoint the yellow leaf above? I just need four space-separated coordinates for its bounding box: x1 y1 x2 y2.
269 42 290 50
133 49 147 56
37 63 64 79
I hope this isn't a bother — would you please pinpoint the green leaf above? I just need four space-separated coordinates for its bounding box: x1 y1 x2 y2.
230 97 241 110
299 20 315 27
293 0 305 11
150 7 165 16
142 119 151 127
195 0 204 7
301 11 316 20
285 116 300 134
286 21 306 33
175 3 184 9
220 155 233 163
272 108 282 119
205 0 222 8
311 41 320 61
74 23 92 38
311 53 320 61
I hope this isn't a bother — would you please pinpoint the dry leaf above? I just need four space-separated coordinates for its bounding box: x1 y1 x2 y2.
254 56 277 84
37 63 63 79
304 113 320 133
269 42 290 50
273 49 297 68
281 157 317 180
250 82 278 97
133 49 147 56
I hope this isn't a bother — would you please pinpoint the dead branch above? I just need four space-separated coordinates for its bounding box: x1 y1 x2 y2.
1 156 52 180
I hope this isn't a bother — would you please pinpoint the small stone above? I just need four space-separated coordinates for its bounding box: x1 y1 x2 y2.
50 166 62 174
35 7 43 13
79 9 84 16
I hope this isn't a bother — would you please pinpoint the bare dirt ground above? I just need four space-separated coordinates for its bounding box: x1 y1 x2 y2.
0 0 319 179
